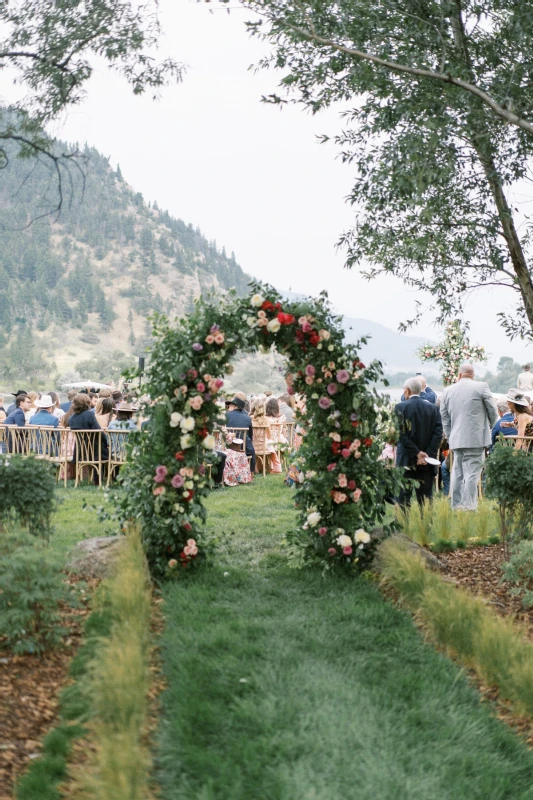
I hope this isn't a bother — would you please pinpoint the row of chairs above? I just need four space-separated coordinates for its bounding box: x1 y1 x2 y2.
0 424 131 488
218 423 295 476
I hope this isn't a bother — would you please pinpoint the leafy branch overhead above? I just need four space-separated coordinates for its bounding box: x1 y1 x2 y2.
234 0 533 341
0 0 183 212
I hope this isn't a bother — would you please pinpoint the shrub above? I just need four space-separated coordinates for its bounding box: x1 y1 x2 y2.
0 535 71 654
502 540 533 608
485 443 533 553
0 455 56 538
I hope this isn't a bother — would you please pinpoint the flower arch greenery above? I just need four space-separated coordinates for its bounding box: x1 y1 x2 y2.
417 320 486 386
115 283 403 579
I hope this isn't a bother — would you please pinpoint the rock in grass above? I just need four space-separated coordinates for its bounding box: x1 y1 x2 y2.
67 536 126 579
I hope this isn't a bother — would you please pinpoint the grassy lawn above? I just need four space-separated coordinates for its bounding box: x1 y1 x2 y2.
49 484 118 558
156 477 533 800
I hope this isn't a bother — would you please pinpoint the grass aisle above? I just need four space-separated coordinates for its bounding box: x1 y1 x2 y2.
157 477 533 800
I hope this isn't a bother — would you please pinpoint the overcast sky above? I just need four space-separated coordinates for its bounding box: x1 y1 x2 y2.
7 0 533 367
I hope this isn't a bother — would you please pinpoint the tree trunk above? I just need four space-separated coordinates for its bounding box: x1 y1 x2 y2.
450 0 533 334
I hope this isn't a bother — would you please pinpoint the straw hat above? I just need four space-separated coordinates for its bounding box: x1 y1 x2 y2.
506 392 530 408
115 401 134 412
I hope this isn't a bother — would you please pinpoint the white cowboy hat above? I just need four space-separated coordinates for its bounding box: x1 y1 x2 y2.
506 393 530 407
35 395 55 408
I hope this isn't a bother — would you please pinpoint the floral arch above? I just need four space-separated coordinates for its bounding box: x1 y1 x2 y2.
117 283 402 579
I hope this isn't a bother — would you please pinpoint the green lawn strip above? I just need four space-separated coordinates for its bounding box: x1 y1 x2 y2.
15 592 113 800
156 479 533 800
50 485 117 559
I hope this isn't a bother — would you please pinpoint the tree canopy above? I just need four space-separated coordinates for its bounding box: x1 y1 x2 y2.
235 0 533 341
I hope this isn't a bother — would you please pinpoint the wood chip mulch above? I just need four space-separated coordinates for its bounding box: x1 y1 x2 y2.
0 576 99 800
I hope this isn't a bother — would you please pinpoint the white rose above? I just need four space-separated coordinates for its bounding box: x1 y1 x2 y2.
305 470 317 479
246 317 257 327
307 511 321 527
328 344 334 351
251 293 264 307
185 480 194 489
336 534 352 548
354 529 371 544
267 318 281 333
180 434 193 449
202 434 216 450
170 412 183 428
180 416 196 432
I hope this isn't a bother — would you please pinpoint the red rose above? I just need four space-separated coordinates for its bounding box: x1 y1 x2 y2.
175 451 185 461
182 522 192 532
262 300 275 311
363 437 373 447
277 311 295 325
295 330 305 343
351 421 359 428
309 333 320 347
347 480 356 490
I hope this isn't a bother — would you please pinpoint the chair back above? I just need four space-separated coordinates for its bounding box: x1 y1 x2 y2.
252 426 269 455
226 426 248 454
72 429 106 487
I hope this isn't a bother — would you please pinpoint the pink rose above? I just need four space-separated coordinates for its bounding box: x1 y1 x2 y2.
168 559 178 568
187 538 197 547
341 448 351 459
327 383 338 395
153 486 165 496
305 365 315 377
196 382 206 393
171 474 185 488
352 439 361 450
336 370 350 384
338 474 348 488
318 397 332 410
190 396 204 410
214 332 225 344
332 491 347 504
327 463 337 471
305 376 314 385
215 378 224 389
205 334 215 344
354 451 362 459
328 547 336 556
343 546 353 555
353 488 362 502
301 321 313 333
318 527 328 536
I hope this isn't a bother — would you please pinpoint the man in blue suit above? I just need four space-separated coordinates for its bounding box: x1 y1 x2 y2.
419 375 437 404
395 376 443 506
225 397 255 472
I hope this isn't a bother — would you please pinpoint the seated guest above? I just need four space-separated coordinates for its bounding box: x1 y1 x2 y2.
506 393 533 452
111 390 123 407
278 393 295 423
68 393 109 484
95 397 115 429
48 392 64 420
107 401 138 431
225 396 255 471
4 394 32 426
6 390 28 416
265 396 287 474
491 400 518 448
29 396 60 428
25 391 40 422
89 392 99 412
60 389 77 414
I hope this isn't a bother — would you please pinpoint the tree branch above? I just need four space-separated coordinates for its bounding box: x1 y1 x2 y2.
285 23 533 136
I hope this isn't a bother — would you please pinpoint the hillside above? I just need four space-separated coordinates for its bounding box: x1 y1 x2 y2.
0 134 251 384
342 317 437 375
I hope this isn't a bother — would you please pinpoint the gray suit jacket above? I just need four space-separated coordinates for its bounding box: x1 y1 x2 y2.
440 378 498 449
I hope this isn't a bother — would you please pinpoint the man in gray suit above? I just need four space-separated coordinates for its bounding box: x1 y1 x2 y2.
440 363 498 510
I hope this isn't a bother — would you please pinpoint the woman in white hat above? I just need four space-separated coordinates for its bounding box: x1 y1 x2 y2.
506 393 533 451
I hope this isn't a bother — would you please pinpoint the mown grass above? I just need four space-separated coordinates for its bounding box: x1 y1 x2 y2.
50 484 117 558
156 477 533 800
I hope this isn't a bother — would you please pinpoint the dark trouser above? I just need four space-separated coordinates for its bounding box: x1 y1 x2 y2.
213 451 227 485
398 467 435 507
247 447 256 473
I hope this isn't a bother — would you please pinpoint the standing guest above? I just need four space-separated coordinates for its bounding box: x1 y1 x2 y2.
0 395 6 423
111 390 123 407
6 390 28 416
440 363 498 510
419 375 437 404
491 400 518 449
506 393 533 452
29 396 60 428
4 394 32 426
225 396 255 471
95 397 115 429
59 389 77 414
517 364 533 392
395 377 443 506
278 393 295 423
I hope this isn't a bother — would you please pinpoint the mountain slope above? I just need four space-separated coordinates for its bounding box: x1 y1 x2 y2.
342 317 436 373
0 136 251 379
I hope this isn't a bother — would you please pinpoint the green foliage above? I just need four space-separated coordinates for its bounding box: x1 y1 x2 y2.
247 0 533 339
0 455 56 537
114 283 404 578
502 541 533 609
483 357 523 393
0 533 71 655
485 443 533 548
74 349 136 383
396 495 500 550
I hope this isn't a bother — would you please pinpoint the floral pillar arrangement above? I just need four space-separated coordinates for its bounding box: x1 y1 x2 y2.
114 283 403 579
417 320 486 386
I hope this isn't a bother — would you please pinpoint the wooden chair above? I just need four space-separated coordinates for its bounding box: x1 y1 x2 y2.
225 426 250 460
252 426 271 476
72 429 107 488
107 429 131 486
